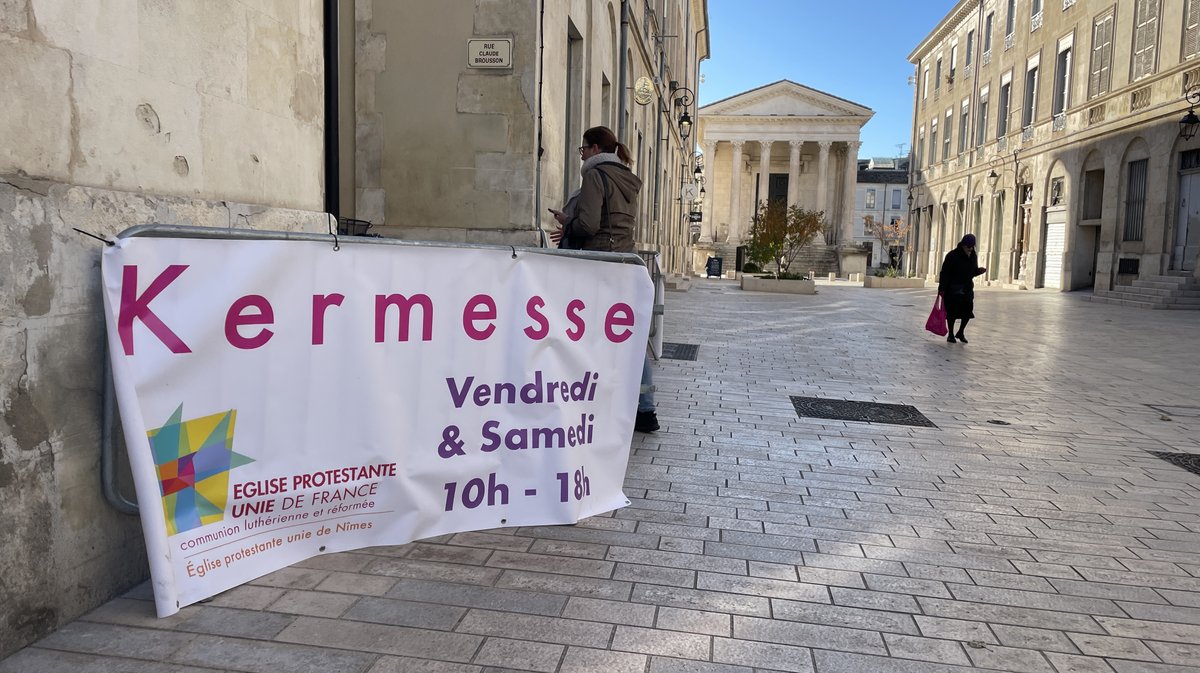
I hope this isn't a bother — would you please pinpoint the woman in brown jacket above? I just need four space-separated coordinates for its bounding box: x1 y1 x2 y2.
549 126 658 432
550 126 642 253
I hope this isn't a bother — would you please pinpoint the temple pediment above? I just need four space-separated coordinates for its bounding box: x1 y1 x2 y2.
700 80 873 120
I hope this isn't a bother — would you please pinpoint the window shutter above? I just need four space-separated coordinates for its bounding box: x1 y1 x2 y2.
1185 0 1200 61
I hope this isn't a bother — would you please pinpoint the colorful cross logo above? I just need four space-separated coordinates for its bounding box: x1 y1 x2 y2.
147 405 253 535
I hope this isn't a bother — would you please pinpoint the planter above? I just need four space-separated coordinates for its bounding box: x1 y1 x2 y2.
863 276 928 289
740 276 817 294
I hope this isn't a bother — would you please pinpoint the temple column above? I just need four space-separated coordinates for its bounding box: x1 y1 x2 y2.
816 141 831 215
841 140 861 246
757 139 774 208
787 140 802 207
728 140 744 242
700 140 717 242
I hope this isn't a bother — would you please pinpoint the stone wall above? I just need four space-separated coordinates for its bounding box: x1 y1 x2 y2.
0 0 326 656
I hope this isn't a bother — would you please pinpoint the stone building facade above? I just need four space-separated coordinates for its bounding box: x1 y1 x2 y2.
0 0 328 656
693 81 872 277
855 157 912 271
345 0 710 283
0 0 709 657
909 0 1200 296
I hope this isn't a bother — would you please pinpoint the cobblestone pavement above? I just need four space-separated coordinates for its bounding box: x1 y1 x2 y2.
5 279 1200 673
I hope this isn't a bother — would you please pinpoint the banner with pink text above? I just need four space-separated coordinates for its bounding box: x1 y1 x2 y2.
101 234 652 616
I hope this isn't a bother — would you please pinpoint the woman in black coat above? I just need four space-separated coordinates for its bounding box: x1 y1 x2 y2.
938 233 986 343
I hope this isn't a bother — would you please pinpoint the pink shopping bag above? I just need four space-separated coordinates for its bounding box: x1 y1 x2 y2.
925 294 948 336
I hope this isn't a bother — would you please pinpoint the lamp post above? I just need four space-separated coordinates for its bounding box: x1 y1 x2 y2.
670 85 695 143
1180 85 1200 141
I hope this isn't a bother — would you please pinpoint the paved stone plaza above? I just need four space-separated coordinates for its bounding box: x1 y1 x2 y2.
5 280 1200 673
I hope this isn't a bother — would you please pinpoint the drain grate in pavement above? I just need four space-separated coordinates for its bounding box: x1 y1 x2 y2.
661 342 700 360
790 396 937 428
1148 451 1200 477
1148 404 1200 418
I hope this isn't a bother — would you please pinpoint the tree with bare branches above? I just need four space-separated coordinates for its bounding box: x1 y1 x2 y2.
746 201 825 278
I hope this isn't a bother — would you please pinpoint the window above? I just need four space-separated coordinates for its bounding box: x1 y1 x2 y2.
892 189 902 209
1132 0 1160 82
984 13 994 53
1031 0 1043 16
866 189 876 209
1022 61 1039 128
1089 10 1114 99
959 100 970 154
966 31 975 66
930 119 938 163
1005 0 1016 36
998 76 1012 136
1187 0 1200 61
977 88 990 146
935 57 943 90
1052 38 1073 116
950 44 958 82
1124 158 1147 241
943 109 953 160
917 127 925 168
923 67 930 99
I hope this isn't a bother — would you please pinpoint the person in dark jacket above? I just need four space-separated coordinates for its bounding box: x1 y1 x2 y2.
549 126 643 252
549 126 659 433
938 233 986 343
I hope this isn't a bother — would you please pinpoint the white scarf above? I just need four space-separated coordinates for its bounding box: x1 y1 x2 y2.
563 153 623 216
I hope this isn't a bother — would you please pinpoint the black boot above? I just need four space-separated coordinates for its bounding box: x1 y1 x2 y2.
634 411 659 433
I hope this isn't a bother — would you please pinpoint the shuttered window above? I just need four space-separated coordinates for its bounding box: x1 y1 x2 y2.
1131 0 1160 82
997 80 1011 136
1124 159 1147 242
977 91 989 146
1088 9 1113 99
930 120 938 164
1185 0 1200 61
943 110 952 160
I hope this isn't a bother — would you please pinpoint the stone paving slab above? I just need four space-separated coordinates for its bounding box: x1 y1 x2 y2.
4 281 1200 672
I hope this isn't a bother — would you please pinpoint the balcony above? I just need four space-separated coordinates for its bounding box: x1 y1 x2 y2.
997 135 1008 153
1062 0 1077 8
1030 12 1043 32
1021 126 1034 143
1005 33 1014 50
982 50 991 66
1052 113 1066 132
1130 86 1152 113
1087 102 1106 126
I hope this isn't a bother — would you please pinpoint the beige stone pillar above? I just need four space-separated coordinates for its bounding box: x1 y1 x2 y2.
757 140 774 208
841 140 862 246
729 140 744 241
701 140 717 241
788 140 802 206
816 141 832 216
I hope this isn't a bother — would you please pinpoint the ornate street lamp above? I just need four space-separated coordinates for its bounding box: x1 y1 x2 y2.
1181 85 1200 140
671 85 695 142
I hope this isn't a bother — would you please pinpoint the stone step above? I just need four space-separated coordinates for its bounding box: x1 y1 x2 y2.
1132 281 1194 292
1088 295 1164 309
1120 284 1181 296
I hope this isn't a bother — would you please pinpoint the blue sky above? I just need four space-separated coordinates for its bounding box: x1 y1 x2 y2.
699 0 961 160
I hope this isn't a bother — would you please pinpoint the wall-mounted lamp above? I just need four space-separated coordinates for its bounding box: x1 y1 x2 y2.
1181 86 1200 140
670 85 695 142
986 169 1000 191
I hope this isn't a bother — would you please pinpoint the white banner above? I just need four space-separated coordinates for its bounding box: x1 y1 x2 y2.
101 234 652 616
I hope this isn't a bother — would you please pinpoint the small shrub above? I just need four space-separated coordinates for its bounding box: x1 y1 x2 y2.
885 266 898 278
742 262 761 274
